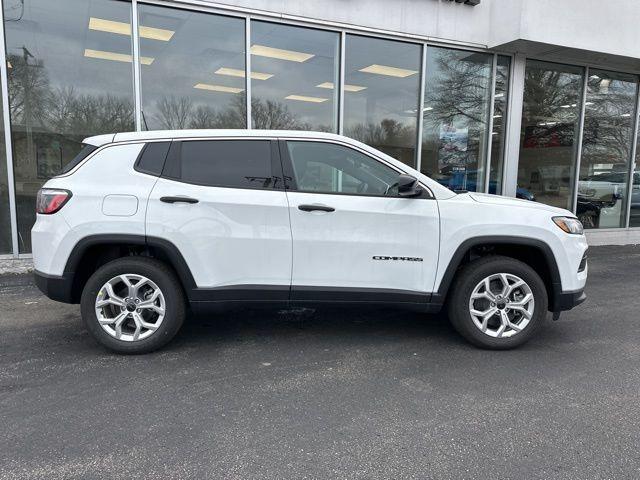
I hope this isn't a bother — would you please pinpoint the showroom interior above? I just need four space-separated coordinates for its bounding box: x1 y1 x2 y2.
1 0 639 259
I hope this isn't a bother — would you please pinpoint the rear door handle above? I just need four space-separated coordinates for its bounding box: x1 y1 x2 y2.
298 204 335 213
160 196 199 204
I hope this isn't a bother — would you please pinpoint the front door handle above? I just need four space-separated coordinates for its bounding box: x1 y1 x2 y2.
298 204 335 213
160 196 199 204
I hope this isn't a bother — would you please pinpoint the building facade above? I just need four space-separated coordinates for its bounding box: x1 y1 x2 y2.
1 0 640 259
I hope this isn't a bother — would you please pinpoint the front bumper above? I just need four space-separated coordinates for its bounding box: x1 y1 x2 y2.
34 270 75 304
554 288 587 312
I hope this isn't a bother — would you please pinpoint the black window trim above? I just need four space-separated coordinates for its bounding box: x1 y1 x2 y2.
160 138 285 191
278 137 434 199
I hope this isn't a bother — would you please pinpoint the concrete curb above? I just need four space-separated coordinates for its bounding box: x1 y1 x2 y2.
0 259 34 275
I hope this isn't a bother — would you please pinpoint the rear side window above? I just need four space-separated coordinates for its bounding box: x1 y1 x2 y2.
58 144 98 175
178 140 274 189
135 141 171 176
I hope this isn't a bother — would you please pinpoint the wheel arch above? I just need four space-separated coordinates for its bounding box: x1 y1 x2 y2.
64 234 196 303
434 236 562 312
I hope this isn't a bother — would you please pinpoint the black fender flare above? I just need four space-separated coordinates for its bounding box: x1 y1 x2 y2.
63 234 198 299
431 236 562 310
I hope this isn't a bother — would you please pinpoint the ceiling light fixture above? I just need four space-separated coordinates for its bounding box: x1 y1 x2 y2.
215 67 273 80
89 17 174 41
194 83 244 94
359 64 418 78
316 82 366 92
251 45 314 62
285 94 328 103
84 49 154 65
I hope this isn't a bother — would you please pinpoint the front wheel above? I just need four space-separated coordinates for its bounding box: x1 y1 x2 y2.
447 256 548 349
80 257 185 354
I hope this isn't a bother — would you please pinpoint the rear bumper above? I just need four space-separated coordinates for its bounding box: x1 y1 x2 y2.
554 289 586 312
34 270 75 304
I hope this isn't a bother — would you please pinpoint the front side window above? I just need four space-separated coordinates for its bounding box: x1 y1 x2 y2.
178 140 274 189
286 141 399 196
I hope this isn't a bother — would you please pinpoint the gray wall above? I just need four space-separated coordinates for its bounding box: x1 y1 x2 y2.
205 0 640 67
201 0 494 46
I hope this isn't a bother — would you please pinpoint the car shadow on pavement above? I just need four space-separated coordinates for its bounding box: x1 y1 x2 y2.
169 306 471 351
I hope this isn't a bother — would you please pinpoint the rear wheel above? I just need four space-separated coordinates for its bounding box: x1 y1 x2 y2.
80 257 185 354
447 255 548 349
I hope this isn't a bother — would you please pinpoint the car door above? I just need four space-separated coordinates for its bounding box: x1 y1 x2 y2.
280 138 440 302
146 138 291 299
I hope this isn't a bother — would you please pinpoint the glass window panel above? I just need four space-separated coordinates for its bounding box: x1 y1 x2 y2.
420 47 493 192
250 21 338 132
518 61 584 211
138 5 245 130
577 69 637 229
0 71 10 254
344 35 421 167
179 140 273 189
489 55 511 196
4 0 135 252
136 142 170 176
286 141 398 196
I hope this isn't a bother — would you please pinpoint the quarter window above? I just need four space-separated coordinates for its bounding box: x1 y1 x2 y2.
136 142 171 176
286 141 400 196
178 140 275 189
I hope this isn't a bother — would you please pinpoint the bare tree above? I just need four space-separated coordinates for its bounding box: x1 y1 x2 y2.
154 96 193 130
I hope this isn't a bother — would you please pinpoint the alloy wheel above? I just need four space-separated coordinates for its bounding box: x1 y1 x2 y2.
94 274 166 342
468 273 534 338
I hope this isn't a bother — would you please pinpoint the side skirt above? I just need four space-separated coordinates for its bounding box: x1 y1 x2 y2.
188 285 442 314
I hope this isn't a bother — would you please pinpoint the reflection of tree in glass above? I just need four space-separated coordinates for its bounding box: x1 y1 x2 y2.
345 119 415 165
252 98 314 131
152 94 327 131
49 87 133 136
581 77 636 167
524 69 581 119
7 52 135 170
424 50 491 127
346 119 413 148
155 96 193 130
7 52 51 133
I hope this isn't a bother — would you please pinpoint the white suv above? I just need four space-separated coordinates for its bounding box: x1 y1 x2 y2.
32 130 588 353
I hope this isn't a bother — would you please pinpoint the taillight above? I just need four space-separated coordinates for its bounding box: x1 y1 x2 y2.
36 188 72 214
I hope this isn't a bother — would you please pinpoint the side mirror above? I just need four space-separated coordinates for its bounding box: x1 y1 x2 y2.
396 174 423 198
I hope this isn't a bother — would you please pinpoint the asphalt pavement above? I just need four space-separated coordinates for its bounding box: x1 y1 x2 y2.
1 246 639 479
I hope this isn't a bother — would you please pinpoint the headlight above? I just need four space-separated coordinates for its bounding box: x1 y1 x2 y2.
553 216 584 235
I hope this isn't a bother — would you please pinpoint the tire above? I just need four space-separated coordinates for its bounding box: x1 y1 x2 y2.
80 257 185 354
447 255 548 350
